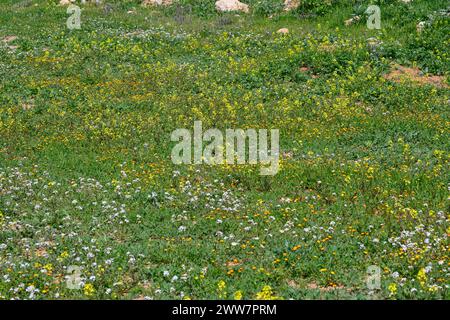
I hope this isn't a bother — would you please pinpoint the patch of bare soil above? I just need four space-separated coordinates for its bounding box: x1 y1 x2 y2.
287 279 349 293
383 64 448 88
2 35 17 43
2 35 19 51
306 282 347 292
22 102 35 111
299 66 319 79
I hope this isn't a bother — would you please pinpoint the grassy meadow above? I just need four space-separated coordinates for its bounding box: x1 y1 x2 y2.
0 0 449 299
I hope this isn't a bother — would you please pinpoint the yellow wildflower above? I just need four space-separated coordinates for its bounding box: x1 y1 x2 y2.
388 283 397 296
255 285 281 300
417 268 427 287
234 290 243 300
83 283 95 297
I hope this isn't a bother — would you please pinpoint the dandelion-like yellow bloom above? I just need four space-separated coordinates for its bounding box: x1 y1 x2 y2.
255 285 281 300
388 283 397 296
417 268 427 287
83 283 95 297
234 291 243 300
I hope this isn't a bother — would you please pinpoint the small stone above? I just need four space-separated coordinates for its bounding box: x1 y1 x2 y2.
284 0 299 12
344 16 360 26
416 21 426 33
277 28 289 34
215 0 249 13
59 0 75 5
142 0 173 7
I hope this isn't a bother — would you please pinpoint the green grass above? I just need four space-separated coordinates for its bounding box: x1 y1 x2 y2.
0 0 449 300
